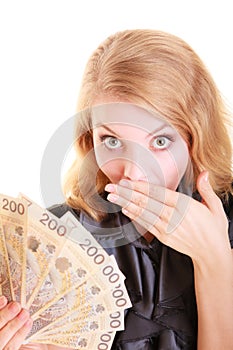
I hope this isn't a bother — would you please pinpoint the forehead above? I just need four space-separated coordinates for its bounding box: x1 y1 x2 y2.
91 102 171 132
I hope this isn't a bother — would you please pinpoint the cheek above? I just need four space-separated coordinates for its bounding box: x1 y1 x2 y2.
101 161 124 183
152 147 189 190
95 150 124 183
156 154 181 189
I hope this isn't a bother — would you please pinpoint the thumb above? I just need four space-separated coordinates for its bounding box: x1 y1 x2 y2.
197 171 221 213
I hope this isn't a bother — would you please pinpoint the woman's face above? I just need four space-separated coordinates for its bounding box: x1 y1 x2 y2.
92 103 190 190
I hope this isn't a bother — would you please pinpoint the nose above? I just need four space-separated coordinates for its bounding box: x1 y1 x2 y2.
123 160 146 181
122 142 150 181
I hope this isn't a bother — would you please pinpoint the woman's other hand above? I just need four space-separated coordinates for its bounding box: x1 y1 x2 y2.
0 295 32 350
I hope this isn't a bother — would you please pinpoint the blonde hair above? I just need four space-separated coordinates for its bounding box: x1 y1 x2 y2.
63 29 233 220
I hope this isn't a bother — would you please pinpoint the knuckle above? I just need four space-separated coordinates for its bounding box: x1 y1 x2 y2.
148 221 157 233
153 225 166 242
133 204 143 218
145 211 160 228
150 186 165 200
15 322 31 339
0 313 4 326
5 345 14 350
161 204 169 219
7 317 22 333
0 307 11 329
135 195 148 208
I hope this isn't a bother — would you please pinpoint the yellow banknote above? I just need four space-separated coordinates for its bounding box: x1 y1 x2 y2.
28 328 116 349
29 237 97 316
26 281 89 339
27 255 130 340
0 216 13 300
14 193 132 348
20 194 129 312
30 276 126 340
61 211 132 308
24 202 71 308
33 303 125 339
0 194 27 304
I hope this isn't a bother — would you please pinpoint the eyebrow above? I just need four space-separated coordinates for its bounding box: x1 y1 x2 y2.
95 125 121 138
146 123 174 138
95 122 174 138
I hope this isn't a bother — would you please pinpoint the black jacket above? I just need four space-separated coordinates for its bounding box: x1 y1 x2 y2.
49 193 233 350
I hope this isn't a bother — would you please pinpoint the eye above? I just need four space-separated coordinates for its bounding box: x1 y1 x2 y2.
101 136 122 150
151 136 173 150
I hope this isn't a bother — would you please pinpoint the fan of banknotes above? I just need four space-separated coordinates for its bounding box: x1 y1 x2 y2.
0 193 132 349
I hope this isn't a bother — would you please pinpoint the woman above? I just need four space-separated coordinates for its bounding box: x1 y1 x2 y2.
52 29 233 349
1 29 233 350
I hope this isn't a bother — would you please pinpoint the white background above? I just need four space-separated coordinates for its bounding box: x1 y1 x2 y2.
0 0 232 207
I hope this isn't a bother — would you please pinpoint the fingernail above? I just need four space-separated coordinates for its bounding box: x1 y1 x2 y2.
122 208 129 215
105 184 115 192
107 194 118 202
0 295 7 306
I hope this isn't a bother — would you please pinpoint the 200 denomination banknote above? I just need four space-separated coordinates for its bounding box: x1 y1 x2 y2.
0 193 132 348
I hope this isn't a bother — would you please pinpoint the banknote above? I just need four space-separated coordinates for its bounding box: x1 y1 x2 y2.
0 194 27 304
22 196 126 283
61 211 131 310
34 308 125 338
26 282 88 340
20 194 130 307
24 210 69 308
27 329 117 349
27 254 130 339
60 210 111 258
0 215 13 301
19 194 116 315
28 271 127 341
60 211 130 298
0 192 132 348
28 211 130 340
29 236 95 316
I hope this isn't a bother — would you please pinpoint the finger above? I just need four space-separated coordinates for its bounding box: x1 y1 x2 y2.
120 189 191 235
118 181 193 233
107 188 168 222
0 301 21 329
118 180 180 207
0 295 8 310
21 343 47 350
6 318 33 350
106 182 167 218
122 205 163 240
108 189 169 235
117 183 165 216
0 309 32 349
106 182 191 235
108 183 184 227
122 199 161 227
106 188 162 234
166 193 191 233
197 171 224 214
122 200 188 250
5 319 33 350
